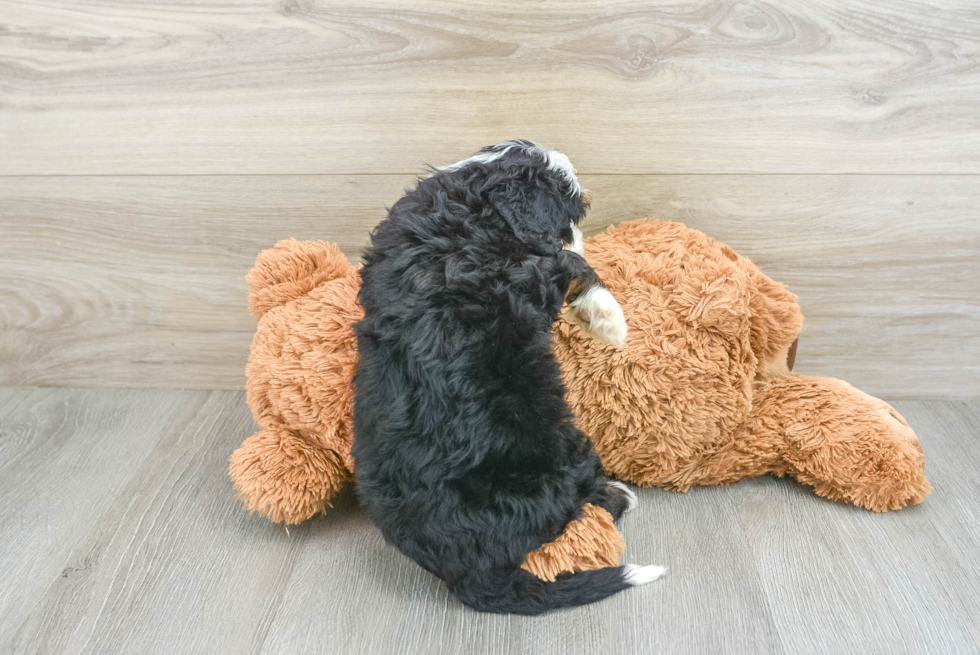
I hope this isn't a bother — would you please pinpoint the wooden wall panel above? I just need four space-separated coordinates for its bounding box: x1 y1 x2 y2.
1 174 976 396
2 0 977 396
2 0 979 174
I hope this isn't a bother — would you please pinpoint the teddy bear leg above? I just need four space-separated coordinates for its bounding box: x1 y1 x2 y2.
749 374 932 511
520 504 627 582
663 432 782 492
229 426 354 524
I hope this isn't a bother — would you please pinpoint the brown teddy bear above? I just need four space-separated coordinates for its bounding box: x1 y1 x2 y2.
230 219 931 580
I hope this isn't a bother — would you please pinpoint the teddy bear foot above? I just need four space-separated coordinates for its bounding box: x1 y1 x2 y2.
229 427 353 524
752 375 932 512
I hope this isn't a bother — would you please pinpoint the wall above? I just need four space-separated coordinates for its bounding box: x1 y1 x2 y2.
1 0 978 396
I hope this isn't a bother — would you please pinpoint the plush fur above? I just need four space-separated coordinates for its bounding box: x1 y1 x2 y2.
230 218 932 601
231 239 360 523
351 141 658 614
520 502 626 582
553 220 931 510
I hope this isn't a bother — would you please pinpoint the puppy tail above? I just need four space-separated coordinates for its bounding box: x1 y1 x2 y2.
454 565 665 615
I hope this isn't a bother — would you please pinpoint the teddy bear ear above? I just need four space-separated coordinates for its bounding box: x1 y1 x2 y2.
247 239 353 318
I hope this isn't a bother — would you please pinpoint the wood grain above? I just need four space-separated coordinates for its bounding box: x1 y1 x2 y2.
1 0 977 650
730 400 980 654
0 389 304 655
2 0 979 174
0 387 212 650
1 388 978 654
2 174 977 396
257 457 783 655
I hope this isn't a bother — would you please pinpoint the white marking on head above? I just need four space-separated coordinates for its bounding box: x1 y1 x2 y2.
435 140 525 174
565 286 628 348
544 149 582 197
624 564 667 586
432 140 582 197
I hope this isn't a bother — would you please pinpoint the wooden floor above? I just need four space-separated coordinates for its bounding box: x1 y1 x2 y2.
0 386 977 655
2 1 979 652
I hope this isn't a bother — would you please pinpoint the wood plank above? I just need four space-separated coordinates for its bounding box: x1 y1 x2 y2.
2 174 976 396
1 389 308 655
2 390 979 654
0 174 407 390
2 387 777 655
0 387 211 649
2 0 979 174
728 400 980 654
257 465 783 655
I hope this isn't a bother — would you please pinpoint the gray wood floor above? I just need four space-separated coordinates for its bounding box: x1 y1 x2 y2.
1 387 978 655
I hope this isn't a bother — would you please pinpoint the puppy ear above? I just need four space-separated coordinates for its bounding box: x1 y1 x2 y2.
489 179 569 256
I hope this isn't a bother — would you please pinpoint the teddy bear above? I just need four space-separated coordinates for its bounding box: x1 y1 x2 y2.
230 219 931 580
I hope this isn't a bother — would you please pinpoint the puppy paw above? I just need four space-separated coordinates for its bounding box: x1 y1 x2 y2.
563 224 585 256
566 286 628 347
624 564 667 586
607 481 638 513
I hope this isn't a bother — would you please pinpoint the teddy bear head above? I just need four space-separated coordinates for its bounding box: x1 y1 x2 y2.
552 219 803 487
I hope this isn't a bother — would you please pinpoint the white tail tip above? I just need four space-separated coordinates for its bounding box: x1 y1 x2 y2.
624 564 667 586
608 480 638 513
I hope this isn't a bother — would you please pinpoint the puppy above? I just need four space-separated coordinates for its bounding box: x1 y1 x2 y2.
353 140 664 615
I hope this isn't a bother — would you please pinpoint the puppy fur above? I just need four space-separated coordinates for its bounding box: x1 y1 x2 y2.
353 140 661 615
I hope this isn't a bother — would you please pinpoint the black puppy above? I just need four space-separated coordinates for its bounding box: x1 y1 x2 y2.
353 140 665 615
